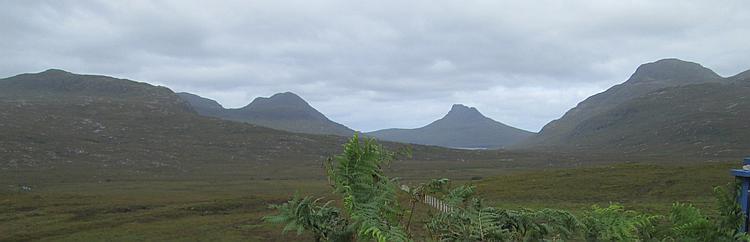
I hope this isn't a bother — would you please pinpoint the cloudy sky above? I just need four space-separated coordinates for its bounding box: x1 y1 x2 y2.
1 1 748 132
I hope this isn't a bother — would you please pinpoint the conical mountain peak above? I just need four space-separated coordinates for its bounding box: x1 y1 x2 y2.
626 58 720 83
246 91 308 109
270 91 306 103
367 104 533 148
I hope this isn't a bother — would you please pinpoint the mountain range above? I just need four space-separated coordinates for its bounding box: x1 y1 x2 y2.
177 92 355 136
2 57 749 161
0 69 337 176
0 69 507 181
177 92 533 149
366 104 533 148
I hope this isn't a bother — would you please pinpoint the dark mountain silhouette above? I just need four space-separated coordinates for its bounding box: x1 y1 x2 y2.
178 92 355 136
516 59 750 158
367 104 533 149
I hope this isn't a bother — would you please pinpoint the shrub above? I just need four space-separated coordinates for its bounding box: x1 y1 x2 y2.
580 204 660 241
423 180 581 241
265 135 407 242
266 135 750 241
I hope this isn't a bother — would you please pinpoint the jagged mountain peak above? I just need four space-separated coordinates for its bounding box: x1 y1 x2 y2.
443 104 486 121
626 58 720 84
449 104 479 113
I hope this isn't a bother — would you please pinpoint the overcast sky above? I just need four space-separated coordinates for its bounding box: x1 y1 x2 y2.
1 1 748 132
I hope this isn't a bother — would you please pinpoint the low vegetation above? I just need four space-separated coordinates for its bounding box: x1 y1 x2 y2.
266 135 749 241
265 135 409 241
1 135 743 241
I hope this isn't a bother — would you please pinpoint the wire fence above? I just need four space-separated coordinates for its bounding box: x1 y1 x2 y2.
400 184 453 213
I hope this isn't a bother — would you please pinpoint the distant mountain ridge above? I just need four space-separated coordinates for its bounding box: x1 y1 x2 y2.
516 58 750 158
0 69 192 112
0 69 345 177
0 69 511 181
10 60 747 159
2 69 176 99
177 92 356 136
367 104 533 149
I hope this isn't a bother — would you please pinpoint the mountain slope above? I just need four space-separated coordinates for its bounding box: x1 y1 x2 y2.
516 59 750 157
0 70 342 178
2 70 512 182
555 78 750 157
730 69 750 82
367 104 533 148
176 92 224 116
178 92 356 136
518 58 723 149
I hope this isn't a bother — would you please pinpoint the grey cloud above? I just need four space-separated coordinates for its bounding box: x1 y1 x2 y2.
1 0 748 132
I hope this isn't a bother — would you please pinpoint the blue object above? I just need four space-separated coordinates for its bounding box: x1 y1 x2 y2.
732 166 750 233
744 157 750 166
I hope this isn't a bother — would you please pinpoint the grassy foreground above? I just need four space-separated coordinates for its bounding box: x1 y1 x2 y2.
1 160 739 241
476 161 737 215
0 179 330 241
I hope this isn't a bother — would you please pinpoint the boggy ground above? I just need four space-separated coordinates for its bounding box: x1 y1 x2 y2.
0 155 740 241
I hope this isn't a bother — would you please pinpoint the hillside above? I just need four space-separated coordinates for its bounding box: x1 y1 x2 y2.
367 104 534 149
559 79 750 156
178 92 356 136
175 92 225 116
0 69 530 183
516 59 750 157
0 70 344 180
519 59 722 148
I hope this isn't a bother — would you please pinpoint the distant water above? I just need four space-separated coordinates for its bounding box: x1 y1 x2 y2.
451 147 489 150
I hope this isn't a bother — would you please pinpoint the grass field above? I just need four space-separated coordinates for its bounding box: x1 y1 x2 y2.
1 157 741 241
476 161 737 215
1 179 329 241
